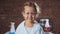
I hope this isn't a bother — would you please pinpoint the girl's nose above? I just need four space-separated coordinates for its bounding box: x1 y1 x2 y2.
29 13 32 18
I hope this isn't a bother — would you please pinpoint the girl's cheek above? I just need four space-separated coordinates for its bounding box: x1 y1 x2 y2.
34 16 36 20
25 16 28 19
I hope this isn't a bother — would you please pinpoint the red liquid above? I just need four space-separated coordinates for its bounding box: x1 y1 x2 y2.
44 27 51 31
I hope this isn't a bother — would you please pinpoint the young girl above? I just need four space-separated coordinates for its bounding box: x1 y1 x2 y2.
15 1 44 34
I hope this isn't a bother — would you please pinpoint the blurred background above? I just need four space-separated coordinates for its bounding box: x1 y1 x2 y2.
0 0 60 34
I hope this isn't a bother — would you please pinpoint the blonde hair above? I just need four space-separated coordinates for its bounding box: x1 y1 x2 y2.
22 1 37 13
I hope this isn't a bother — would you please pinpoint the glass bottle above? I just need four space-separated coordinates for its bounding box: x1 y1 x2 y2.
9 22 15 34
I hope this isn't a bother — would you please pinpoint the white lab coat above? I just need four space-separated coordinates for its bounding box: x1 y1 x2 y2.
15 20 44 34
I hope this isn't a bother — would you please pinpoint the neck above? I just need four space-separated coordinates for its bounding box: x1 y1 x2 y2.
25 21 34 28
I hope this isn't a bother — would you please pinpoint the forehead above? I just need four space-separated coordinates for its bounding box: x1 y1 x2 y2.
24 6 35 12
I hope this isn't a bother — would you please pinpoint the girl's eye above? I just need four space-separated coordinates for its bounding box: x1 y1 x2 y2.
25 12 36 15
26 12 29 14
31 13 36 14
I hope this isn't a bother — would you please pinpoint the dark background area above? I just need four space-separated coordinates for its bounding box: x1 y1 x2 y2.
0 0 60 34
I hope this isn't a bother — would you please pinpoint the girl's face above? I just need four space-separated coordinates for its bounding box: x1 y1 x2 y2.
23 6 36 22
